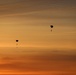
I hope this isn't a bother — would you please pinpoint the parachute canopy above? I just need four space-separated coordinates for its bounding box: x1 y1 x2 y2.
16 40 19 42
50 25 53 28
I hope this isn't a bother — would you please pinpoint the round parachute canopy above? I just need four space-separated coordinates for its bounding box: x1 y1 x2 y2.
50 25 53 28
16 40 19 42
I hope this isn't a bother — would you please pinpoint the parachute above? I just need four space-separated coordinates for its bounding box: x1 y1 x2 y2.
16 40 19 47
50 25 53 31
16 40 19 42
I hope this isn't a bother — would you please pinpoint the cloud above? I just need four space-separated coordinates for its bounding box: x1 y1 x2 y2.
0 0 76 18
0 49 76 74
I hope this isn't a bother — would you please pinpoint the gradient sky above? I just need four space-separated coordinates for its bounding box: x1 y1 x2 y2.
0 47 76 75
0 0 76 49
0 0 76 75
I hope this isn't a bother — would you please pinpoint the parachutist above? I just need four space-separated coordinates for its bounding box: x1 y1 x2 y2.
16 40 19 48
50 25 53 32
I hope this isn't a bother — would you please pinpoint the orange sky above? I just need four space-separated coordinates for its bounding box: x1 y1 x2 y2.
0 0 76 75
0 0 76 49
0 47 76 75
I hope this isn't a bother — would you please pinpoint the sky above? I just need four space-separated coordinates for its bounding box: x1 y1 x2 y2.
0 0 76 75
0 47 76 75
0 0 76 49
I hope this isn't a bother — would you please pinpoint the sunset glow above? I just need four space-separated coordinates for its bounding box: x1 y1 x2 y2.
0 0 76 75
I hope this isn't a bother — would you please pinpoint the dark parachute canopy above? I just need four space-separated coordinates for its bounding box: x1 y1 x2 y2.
16 40 19 42
50 25 53 28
